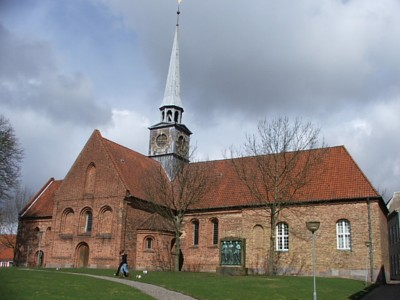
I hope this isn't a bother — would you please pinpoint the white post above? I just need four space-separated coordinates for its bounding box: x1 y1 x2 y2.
306 221 320 300
312 232 317 300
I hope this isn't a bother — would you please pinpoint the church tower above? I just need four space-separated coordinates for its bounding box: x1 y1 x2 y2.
148 5 191 178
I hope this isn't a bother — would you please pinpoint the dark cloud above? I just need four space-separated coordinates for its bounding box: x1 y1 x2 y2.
104 1 400 123
1 0 399 199
0 22 112 127
0 23 55 80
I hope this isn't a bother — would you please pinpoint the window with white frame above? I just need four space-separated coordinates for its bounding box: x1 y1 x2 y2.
276 222 289 251
336 219 351 250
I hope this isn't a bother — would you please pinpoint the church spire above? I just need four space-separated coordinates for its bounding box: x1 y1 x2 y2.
160 5 183 124
148 1 191 178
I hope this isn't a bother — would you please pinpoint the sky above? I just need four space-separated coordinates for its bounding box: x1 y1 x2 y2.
0 0 399 201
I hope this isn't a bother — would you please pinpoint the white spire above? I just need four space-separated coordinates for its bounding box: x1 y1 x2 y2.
161 25 182 108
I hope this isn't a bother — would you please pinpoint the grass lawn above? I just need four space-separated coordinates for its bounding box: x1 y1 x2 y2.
0 268 153 300
132 271 368 300
0 267 370 300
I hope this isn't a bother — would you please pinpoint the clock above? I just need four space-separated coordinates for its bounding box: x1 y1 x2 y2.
156 133 168 148
176 135 188 155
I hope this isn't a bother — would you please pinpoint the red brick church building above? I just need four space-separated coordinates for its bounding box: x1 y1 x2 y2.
15 12 389 281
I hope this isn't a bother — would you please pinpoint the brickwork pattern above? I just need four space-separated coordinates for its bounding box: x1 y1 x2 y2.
15 131 389 281
179 200 389 280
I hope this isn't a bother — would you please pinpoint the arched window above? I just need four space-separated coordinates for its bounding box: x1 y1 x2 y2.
145 237 154 250
85 211 93 233
99 206 113 234
84 163 96 195
34 227 40 242
211 218 219 245
336 219 351 250
276 222 289 251
253 225 264 249
192 219 199 246
61 208 74 234
79 208 93 233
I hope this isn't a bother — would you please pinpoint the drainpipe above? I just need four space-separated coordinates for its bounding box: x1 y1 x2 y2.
367 197 374 282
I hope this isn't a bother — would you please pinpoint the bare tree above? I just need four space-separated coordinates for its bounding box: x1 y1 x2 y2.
144 156 213 272
0 115 24 203
230 117 326 275
0 185 33 252
1 187 30 268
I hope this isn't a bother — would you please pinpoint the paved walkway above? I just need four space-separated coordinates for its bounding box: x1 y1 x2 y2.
74 273 197 300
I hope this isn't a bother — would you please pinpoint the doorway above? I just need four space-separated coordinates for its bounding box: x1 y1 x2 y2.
75 243 89 267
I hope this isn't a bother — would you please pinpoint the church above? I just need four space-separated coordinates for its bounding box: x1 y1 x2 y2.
15 8 389 282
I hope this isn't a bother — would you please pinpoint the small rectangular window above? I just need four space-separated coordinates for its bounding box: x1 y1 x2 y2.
212 220 219 245
193 221 199 246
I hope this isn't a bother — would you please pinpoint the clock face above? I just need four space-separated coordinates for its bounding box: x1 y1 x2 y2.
176 135 188 155
156 133 168 148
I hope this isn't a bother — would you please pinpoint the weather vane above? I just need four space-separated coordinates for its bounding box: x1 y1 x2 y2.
176 0 182 26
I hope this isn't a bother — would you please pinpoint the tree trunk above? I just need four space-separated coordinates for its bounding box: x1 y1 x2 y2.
268 205 277 275
173 218 182 272
174 232 181 272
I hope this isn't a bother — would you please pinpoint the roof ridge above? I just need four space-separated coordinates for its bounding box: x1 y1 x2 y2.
339 146 380 197
190 145 347 165
97 133 131 193
101 136 148 159
101 134 163 169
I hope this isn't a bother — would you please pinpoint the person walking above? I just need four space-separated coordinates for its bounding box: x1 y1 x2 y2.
114 250 130 277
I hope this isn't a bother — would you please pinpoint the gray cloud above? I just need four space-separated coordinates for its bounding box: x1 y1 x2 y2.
1 0 399 199
97 1 400 122
0 23 111 127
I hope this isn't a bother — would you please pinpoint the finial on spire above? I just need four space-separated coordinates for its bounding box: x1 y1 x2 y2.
160 1 183 111
176 0 182 26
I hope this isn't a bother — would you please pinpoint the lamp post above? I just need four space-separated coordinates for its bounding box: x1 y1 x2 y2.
306 221 320 300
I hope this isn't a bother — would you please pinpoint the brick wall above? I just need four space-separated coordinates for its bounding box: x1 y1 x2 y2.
15 219 52 267
136 230 175 271
179 199 389 281
46 133 128 268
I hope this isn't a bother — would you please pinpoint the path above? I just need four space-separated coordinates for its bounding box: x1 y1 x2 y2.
73 273 197 300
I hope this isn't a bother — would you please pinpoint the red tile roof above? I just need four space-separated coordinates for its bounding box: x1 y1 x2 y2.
189 146 379 209
0 235 16 261
138 213 174 232
101 136 168 201
20 178 62 218
21 131 380 219
101 133 379 209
